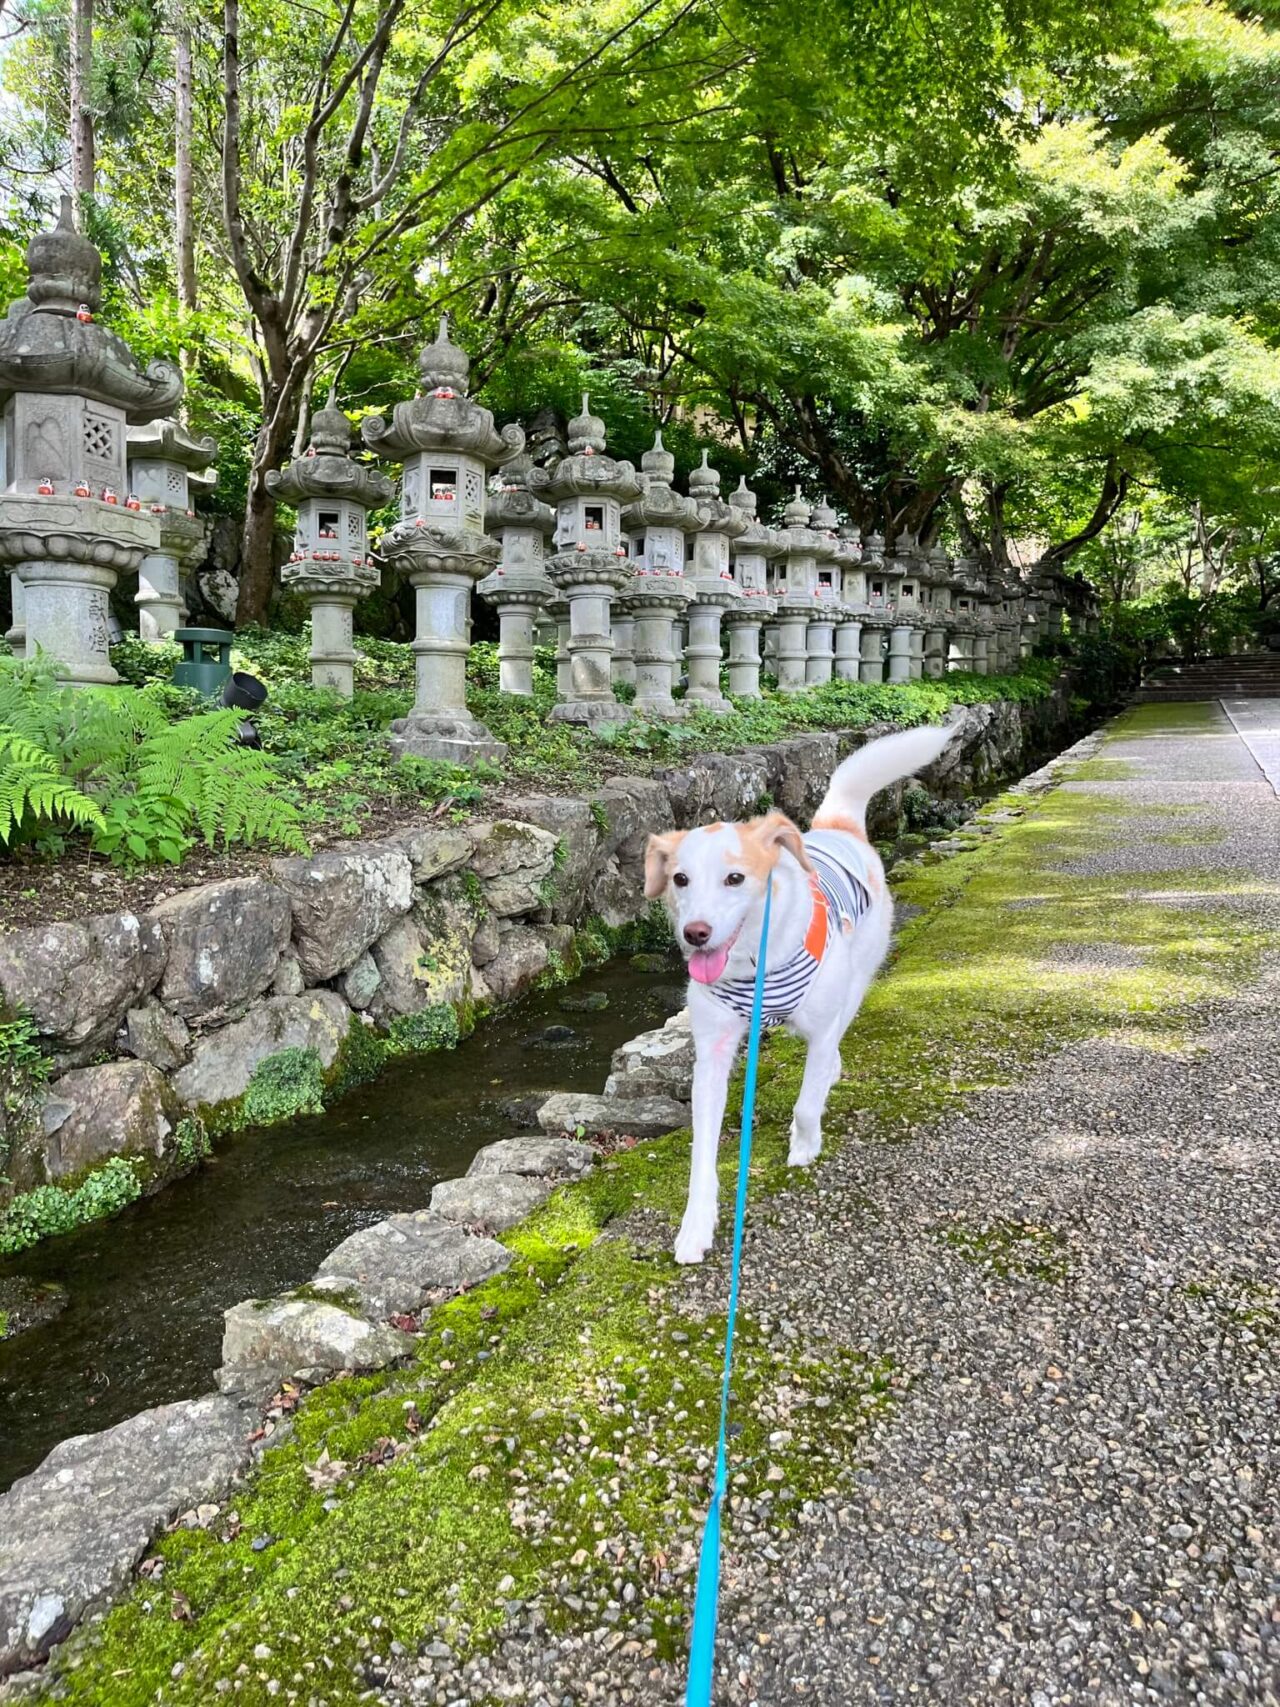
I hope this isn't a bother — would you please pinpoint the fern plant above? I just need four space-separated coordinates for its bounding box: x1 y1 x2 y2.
0 730 104 846
0 654 309 863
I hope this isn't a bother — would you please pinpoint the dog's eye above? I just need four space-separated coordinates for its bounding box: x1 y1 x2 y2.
725 871 745 887
673 871 689 888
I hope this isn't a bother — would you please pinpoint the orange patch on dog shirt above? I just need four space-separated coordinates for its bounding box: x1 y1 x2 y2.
810 810 869 841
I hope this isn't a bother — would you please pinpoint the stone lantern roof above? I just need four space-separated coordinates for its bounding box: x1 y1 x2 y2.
484 452 555 536
0 197 182 421
269 398 393 511
620 429 693 527
548 395 642 506
361 315 524 466
126 417 218 487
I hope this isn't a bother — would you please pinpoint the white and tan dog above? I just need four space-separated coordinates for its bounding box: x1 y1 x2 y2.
645 722 957 1263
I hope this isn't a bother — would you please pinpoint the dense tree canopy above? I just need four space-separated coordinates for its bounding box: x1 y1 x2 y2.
0 0 1278 644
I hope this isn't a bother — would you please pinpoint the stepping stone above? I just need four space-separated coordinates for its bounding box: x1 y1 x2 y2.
220 1291 412 1393
466 1136 596 1179
315 1212 511 1319
430 1173 552 1232
537 1092 689 1139
0 1393 251 1675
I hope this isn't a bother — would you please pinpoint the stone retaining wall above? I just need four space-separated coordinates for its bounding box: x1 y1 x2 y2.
0 688 1073 1232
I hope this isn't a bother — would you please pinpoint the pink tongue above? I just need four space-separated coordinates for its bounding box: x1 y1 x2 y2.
688 944 731 985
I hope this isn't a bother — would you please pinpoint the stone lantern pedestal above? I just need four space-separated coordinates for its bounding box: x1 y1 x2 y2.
480 455 555 697
685 580 740 709
723 593 774 697
545 397 640 725
0 199 182 684
887 620 914 683
4 571 23 655
363 317 522 760
834 614 863 680
860 615 890 683
127 418 217 639
774 599 815 693
611 610 636 688
947 618 975 672
626 576 693 718
268 400 391 695
805 594 840 685
548 596 572 697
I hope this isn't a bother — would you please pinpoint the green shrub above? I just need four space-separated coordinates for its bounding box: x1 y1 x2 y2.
0 1008 48 1182
0 1157 143 1255
385 1004 461 1056
241 1047 327 1127
109 636 182 687
172 1116 210 1169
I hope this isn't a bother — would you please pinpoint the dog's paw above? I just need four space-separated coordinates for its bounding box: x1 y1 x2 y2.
674 1208 716 1265
787 1119 822 1168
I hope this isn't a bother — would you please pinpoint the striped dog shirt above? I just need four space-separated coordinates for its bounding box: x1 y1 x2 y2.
705 830 874 1026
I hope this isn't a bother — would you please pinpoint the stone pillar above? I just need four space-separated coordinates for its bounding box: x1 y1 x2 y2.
479 454 555 697
363 316 521 760
774 605 811 693
908 625 926 680
611 610 636 688
549 596 572 697
629 585 691 717
834 615 862 681
805 604 837 685
5 571 24 656
924 624 947 677
621 430 698 710
671 617 687 693
948 621 974 672
127 418 217 639
887 623 913 682
684 451 746 711
543 397 639 724
723 598 773 698
0 198 182 685
859 621 887 683
268 400 390 695
971 630 990 674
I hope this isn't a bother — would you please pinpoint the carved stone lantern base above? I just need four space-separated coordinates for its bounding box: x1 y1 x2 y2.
281 564 379 696
723 598 774 699
685 582 741 711
805 607 839 687
923 626 948 678
773 599 815 694
546 552 631 725
887 620 915 683
859 617 890 684
834 614 863 681
478 570 553 698
390 707 508 766
622 575 693 719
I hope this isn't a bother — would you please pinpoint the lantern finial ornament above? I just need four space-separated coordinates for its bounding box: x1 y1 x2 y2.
418 313 471 395
567 392 607 457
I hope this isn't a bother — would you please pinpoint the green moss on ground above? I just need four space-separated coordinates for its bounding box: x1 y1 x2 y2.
46 698 1278 1703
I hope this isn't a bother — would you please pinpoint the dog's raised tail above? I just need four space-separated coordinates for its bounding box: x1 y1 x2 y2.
812 721 958 835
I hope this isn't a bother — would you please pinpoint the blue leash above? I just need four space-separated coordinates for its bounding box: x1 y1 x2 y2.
685 873 773 1707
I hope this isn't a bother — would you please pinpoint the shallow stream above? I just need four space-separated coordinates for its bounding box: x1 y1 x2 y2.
0 960 684 1493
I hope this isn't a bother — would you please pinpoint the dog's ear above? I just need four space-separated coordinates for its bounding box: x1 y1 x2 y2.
751 812 814 872
644 830 686 899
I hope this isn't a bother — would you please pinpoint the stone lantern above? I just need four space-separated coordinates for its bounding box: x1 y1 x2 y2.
859 532 892 683
543 396 639 723
884 535 916 683
947 557 979 671
126 419 217 639
723 477 777 699
833 523 868 682
619 429 695 719
773 488 824 694
479 454 555 696
266 399 391 695
921 543 952 679
971 573 1001 675
805 497 842 686
0 197 181 683
363 316 522 761
684 451 745 711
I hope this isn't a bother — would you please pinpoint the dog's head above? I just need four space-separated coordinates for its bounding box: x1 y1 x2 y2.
644 813 813 985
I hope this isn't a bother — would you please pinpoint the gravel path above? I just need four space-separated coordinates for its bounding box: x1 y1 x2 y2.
391 702 1280 1707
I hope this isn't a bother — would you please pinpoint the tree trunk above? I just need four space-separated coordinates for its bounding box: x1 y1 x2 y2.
70 0 95 212
175 17 197 323
234 402 298 625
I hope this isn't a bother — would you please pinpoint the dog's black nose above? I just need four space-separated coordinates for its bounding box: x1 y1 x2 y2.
684 921 712 947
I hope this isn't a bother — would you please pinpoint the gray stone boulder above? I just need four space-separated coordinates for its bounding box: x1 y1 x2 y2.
467 819 560 917
386 822 472 883
483 922 551 1003
604 1009 694 1101
315 1212 511 1318
763 733 841 819
429 1173 551 1232
467 1135 596 1179
150 877 290 1020
270 953 306 997
172 990 351 1110
496 795 600 920
0 1393 250 1676
40 1059 180 1181
586 857 644 929
588 776 674 863
271 844 413 981
656 751 772 828
338 951 381 1011
0 912 165 1064
122 998 190 1071
220 1291 412 1392
537 1092 688 1139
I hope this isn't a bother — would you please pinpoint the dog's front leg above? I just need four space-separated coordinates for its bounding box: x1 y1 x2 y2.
676 999 745 1265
